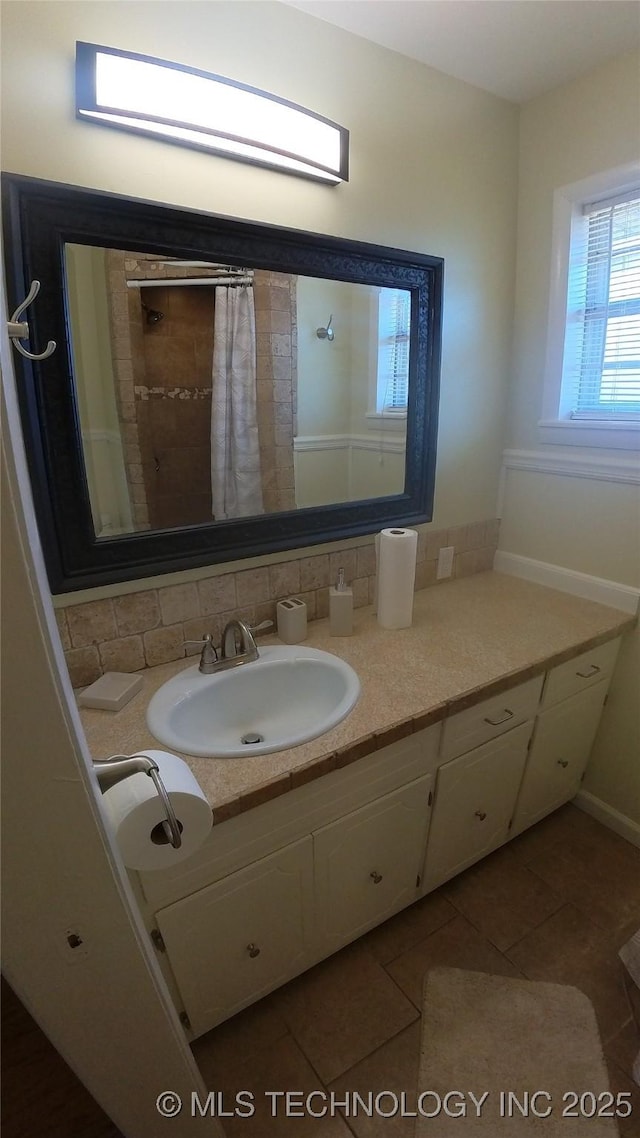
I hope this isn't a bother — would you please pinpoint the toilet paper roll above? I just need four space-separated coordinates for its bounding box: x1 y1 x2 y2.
376 527 418 630
102 750 212 871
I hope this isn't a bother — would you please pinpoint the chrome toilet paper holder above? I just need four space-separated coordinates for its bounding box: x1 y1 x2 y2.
92 753 182 850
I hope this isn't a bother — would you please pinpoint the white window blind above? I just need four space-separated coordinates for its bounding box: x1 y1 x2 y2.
377 288 411 411
564 191 640 419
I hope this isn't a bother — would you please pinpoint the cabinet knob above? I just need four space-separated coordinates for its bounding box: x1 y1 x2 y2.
576 664 600 679
474 810 487 821
370 871 383 884
246 943 261 958
557 759 569 769
483 708 514 727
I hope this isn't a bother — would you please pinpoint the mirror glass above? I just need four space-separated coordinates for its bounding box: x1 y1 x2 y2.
65 244 408 539
3 174 442 593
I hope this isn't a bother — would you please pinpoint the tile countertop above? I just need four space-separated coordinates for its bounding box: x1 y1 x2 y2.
78 571 635 823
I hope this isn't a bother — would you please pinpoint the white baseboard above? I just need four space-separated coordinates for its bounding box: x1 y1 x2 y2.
574 790 640 849
493 551 639 615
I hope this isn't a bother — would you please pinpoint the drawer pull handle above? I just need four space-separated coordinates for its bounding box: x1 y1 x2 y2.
557 759 569 769
483 708 514 726
576 664 601 679
475 810 487 821
370 871 383 884
246 943 261 958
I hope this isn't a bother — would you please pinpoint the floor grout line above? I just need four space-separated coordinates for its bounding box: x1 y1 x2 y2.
193 806 639 1135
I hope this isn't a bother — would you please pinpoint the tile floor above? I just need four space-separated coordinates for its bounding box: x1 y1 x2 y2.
192 804 640 1137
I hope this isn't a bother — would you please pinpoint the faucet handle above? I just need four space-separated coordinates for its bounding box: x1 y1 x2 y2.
184 632 219 663
184 632 215 645
248 620 274 636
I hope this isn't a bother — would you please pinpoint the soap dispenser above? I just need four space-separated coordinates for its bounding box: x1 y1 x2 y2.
329 568 353 636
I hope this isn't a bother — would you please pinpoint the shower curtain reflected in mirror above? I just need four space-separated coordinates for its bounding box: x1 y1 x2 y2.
210 285 264 520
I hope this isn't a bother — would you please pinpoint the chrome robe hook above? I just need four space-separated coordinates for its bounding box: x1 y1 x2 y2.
316 314 334 341
8 280 57 360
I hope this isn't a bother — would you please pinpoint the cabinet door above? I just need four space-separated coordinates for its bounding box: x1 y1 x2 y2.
424 722 532 892
156 837 313 1036
512 681 608 835
313 774 433 951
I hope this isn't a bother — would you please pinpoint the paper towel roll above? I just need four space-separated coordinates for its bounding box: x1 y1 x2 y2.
102 750 212 871
376 528 418 629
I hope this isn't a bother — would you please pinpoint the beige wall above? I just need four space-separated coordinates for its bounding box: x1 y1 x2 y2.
297 277 352 438
295 278 404 504
2 3 635 827
1 0 518 543
505 50 639 457
499 51 640 826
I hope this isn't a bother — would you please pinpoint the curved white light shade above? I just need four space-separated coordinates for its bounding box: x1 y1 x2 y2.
75 42 349 185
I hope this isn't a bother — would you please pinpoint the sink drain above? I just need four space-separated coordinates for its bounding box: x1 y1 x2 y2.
241 731 265 746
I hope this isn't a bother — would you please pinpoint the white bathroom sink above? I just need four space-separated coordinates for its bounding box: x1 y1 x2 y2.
146 645 360 758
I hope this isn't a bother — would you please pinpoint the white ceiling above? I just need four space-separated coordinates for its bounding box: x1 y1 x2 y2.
282 1 640 102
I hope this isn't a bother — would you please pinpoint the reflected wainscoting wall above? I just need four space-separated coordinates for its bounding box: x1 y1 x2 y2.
56 519 499 688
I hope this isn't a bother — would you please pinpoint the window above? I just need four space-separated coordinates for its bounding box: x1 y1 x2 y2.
566 193 640 418
376 287 410 414
541 164 640 449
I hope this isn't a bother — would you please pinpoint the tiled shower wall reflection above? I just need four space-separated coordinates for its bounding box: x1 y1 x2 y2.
58 520 499 688
104 253 297 529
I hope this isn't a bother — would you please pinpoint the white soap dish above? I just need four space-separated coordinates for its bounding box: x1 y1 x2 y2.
78 671 143 711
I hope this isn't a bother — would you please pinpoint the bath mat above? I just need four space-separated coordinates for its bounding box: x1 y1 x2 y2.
416 968 620 1135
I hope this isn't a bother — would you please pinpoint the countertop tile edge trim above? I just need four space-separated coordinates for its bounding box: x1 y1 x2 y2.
207 619 634 820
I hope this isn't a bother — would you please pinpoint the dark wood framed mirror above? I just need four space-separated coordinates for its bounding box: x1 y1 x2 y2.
2 173 443 593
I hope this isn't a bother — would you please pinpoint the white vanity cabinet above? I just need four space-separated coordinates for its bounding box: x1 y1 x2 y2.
423 721 533 890
143 725 441 1035
422 677 542 890
313 773 433 952
511 683 609 835
155 837 314 1036
511 639 620 835
135 636 622 1039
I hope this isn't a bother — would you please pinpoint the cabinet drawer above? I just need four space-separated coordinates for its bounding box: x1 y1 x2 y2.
440 675 543 761
541 639 620 709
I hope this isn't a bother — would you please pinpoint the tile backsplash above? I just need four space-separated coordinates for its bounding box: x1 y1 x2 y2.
58 519 500 688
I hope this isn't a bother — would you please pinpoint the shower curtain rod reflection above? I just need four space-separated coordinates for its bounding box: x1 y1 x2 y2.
126 276 254 288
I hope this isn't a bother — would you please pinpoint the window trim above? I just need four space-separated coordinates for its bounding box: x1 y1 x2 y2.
540 161 640 450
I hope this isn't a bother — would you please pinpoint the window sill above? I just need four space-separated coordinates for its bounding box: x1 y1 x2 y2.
538 419 640 451
365 411 407 432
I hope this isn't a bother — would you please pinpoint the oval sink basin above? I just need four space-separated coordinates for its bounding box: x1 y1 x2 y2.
146 645 360 758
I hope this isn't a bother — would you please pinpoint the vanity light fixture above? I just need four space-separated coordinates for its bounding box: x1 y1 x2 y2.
75 42 349 185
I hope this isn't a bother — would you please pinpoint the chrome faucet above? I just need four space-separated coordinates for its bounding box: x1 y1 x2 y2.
220 618 274 668
185 620 273 674
222 618 259 664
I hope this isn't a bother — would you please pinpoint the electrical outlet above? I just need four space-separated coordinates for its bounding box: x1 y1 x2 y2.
437 545 454 579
